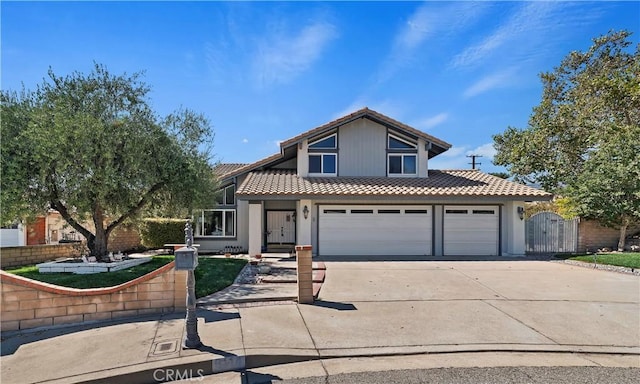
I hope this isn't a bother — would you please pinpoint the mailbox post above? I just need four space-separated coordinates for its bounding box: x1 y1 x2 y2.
174 220 201 349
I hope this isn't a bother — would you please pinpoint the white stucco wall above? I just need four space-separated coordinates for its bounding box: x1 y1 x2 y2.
0 225 25 247
296 199 312 247
248 202 263 257
503 201 526 256
297 141 309 177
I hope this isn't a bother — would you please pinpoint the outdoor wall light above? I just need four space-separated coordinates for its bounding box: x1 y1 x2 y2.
303 205 309 219
517 206 525 220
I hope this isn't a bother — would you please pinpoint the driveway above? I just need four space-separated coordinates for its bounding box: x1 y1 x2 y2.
299 259 640 356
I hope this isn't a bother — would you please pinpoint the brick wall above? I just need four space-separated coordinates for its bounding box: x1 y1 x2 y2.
0 244 81 269
578 220 640 253
1 262 186 332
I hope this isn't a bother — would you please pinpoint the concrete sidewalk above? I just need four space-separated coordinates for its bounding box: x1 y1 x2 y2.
1 260 638 383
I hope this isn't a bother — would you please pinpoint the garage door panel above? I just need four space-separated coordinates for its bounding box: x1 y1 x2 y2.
319 205 431 256
444 206 498 256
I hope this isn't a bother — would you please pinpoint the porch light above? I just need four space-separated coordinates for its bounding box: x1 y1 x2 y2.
303 205 309 219
517 206 525 220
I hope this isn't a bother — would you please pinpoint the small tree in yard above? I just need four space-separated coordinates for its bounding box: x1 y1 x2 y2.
493 30 640 251
1 64 218 261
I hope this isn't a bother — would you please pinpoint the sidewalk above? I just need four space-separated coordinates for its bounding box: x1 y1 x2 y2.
1 259 638 384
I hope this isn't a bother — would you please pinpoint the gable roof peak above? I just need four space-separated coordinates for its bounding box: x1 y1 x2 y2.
280 107 451 155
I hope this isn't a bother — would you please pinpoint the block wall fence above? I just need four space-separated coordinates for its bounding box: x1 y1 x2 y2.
1 226 142 269
1 262 186 332
578 220 640 253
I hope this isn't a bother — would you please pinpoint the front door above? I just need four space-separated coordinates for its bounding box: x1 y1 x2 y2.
267 211 296 244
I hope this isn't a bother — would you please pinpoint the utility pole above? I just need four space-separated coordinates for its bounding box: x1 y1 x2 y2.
467 154 482 170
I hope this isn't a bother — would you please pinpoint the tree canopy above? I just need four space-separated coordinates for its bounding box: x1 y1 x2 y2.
1 64 218 259
493 30 640 250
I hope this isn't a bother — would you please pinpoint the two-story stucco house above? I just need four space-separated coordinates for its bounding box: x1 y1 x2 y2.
194 108 552 257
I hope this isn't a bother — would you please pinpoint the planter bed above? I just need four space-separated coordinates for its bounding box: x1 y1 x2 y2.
37 257 151 274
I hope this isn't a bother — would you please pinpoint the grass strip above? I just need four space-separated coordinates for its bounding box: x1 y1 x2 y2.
569 253 640 269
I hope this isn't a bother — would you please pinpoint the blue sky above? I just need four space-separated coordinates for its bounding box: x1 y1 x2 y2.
2 1 638 173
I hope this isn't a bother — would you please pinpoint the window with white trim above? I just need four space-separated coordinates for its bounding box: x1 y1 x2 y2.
195 209 235 237
388 154 417 175
388 133 418 176
309 153 337 176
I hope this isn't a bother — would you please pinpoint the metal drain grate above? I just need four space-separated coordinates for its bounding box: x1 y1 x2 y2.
150 340 179 355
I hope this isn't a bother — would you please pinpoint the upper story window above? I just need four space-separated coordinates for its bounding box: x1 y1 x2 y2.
216 184 236 206
388 133 417 176
388 134 417 150
388 154 417 175
309 154 337 176
309 133 337 149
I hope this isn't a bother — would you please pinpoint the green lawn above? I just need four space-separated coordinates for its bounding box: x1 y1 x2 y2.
569 253 640 269
194 258 247 298
5 256 247 298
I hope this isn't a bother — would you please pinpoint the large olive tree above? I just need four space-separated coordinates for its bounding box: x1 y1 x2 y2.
1 64 217 260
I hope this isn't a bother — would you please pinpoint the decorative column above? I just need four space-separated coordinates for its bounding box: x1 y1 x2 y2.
248 202 263 257
295 245 314 304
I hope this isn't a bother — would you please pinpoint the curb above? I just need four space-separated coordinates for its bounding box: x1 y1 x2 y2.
41 353 245 384
50 345 640 384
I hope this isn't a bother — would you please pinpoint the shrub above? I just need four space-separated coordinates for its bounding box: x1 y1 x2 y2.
140 218 188 248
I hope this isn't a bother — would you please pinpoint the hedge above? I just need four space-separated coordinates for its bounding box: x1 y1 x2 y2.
140 218 188 248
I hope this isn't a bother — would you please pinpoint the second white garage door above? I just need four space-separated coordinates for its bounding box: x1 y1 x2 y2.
319 205 432 256
443 205 499 256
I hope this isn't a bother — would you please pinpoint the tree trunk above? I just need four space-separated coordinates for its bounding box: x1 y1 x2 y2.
92 205 110 262
617 222 628 252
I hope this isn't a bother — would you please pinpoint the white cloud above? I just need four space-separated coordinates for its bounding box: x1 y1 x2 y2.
377 2 487 83
463 68 517 98
429 143 498 171
428 145 469 170
414 112 449 130
396 4 432 52
254 21 338 87
242 138 249 144
467 142 497 160
451 2 594 69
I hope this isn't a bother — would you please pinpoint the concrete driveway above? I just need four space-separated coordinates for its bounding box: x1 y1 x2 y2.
302 259 640 357
2 258 637 384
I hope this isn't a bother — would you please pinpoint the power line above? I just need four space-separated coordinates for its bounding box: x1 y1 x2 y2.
467 154 482 170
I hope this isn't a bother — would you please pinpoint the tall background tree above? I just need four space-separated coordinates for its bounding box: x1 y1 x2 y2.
493 30 640 251
1 64 218 260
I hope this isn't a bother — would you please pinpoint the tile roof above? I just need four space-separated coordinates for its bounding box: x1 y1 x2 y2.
213 163 250 179
236 169 552 199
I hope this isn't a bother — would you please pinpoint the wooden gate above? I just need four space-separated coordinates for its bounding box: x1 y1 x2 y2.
526 212 578 254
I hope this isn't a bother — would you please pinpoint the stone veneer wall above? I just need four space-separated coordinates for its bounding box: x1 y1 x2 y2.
0 244 81 269
0 262 186 332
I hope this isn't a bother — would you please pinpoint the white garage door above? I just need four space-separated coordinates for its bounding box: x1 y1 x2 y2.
444 205 499 256
319 205 432 256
